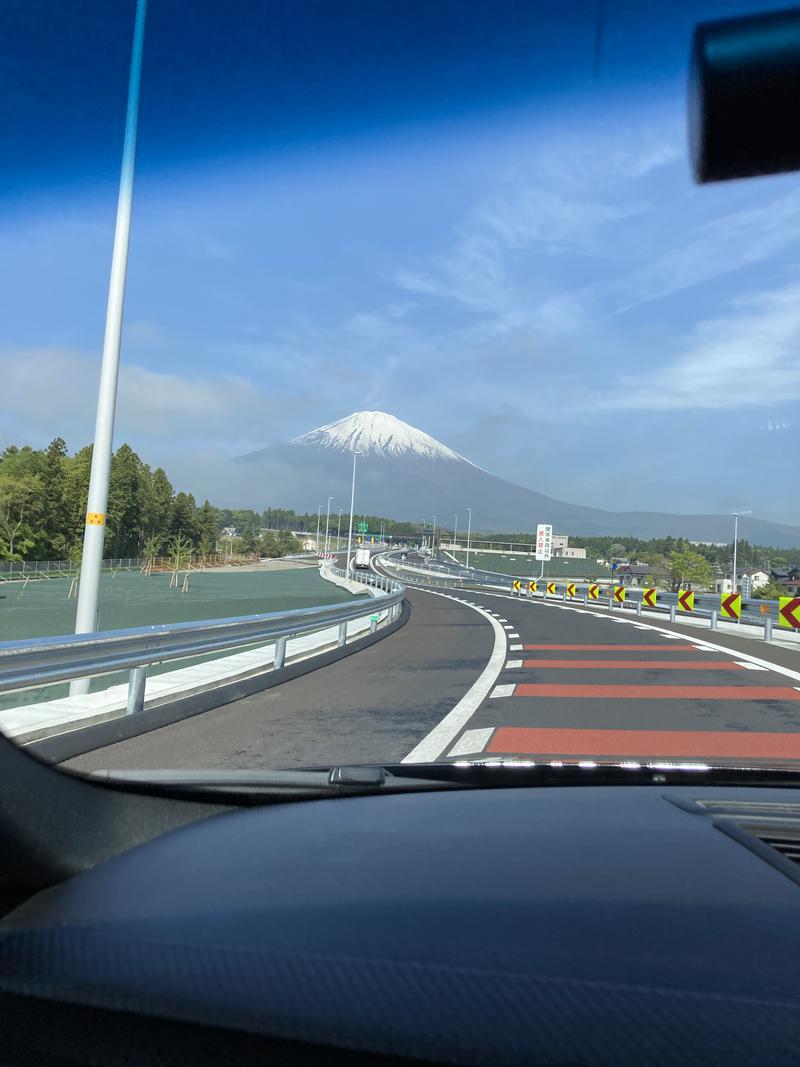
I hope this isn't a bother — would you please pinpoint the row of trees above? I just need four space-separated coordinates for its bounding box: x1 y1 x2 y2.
1 440 233 562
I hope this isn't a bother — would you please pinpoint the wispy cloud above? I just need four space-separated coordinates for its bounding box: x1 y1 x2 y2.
590 282 800 411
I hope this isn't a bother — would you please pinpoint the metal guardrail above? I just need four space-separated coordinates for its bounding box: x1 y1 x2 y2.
0 566 405 711
382 554 793 641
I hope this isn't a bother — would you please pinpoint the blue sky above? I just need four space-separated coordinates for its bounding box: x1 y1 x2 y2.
1 0 799 525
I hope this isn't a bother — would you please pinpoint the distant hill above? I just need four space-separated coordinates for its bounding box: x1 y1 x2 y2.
238 411 800 547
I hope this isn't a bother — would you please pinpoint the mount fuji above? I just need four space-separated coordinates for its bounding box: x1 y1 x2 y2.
238 411 800 546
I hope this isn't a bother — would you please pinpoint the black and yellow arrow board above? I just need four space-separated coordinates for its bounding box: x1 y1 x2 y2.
512 579 521 592
546 582 557 595
566 583 577 597
529 580 538 593
588 584 600 599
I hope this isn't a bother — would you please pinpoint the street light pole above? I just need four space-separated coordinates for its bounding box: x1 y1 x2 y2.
323 496 332 557
316 505 322 554
71 0 147 696
466 507 472 569
346 451 362 573
731 508 752 595
337 508 343 551
432 514 436 553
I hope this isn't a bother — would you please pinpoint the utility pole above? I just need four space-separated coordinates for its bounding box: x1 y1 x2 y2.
323 496 332 557
432 515 436 553
346 451 362 573
337 508 343 551
466 507 473 569
71 0 147 695
316 505 322 553
453 513 458 553
731 508 751 595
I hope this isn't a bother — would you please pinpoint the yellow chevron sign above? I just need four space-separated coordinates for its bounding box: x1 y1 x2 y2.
643 587 657 608
613 586 625 603
720 592 741 620
588 584 600 599
512 579 521 592
566 583 576 597
678 589 695 612
529 580 538 593
546 582 557 595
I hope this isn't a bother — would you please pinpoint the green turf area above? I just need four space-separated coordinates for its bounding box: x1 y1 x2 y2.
0 566 368 710
444 551 610 579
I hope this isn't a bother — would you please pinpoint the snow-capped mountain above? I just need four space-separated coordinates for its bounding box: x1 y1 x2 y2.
236 411 800 546
292 411 478 465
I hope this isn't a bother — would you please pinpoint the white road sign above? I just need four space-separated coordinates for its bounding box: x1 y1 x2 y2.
535 523 553 561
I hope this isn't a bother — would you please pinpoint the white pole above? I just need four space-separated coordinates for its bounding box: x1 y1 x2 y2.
466 507 472 569
324 495 332 556
346 451 362 573
71 0 147 695
337 508 343 551
732 513 739 594
432 514 436 552
316 506 322 553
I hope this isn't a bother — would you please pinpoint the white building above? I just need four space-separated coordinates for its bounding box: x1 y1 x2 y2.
716 569 769 595
551 534 587 560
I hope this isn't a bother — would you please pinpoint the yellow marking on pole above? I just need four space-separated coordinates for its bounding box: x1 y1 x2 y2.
85 512 106 526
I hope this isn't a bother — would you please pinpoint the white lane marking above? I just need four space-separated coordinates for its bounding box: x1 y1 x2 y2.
736 662 768 671
503 625 515 631
692 645 717 651
508 632 520 639
506 659 523 669
402 594 508 765
496 617 508 622
447 728 494 758
510 644 523 651
491 684 516 698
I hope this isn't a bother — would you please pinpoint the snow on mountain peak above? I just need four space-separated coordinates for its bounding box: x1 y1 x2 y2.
292 411 474 463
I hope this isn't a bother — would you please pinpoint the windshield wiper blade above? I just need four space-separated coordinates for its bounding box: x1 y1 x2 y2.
87 766 473 797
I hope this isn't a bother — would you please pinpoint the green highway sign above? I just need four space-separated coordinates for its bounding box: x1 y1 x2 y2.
357 521 369 533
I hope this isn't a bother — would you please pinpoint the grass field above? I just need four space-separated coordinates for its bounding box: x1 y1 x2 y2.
0 566 368 710
444 550 610 579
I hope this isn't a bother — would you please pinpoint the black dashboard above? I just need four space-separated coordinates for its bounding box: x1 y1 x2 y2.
2 783 800 1065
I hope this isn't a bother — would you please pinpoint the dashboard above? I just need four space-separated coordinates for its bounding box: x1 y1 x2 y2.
2 783 800 1065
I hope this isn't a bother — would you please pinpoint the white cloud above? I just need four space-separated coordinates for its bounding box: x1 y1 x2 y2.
591 282 800 411
0 348 301 448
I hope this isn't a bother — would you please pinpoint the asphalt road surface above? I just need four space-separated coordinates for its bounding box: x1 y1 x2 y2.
64 560 800 773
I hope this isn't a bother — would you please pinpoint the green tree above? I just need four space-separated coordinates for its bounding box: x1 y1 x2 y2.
172 491 197 542
63 444 93 555
107 444 144 556
195 500 219 555
0 473 41 560
167 532 193 571
668 548 714 591
38 437 68 558
141 466 174 541
240 524 260 554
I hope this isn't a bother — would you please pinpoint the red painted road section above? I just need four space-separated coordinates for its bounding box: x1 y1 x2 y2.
521 659 742 670
488 726 800 760
514 684 800 700
522 644 698 652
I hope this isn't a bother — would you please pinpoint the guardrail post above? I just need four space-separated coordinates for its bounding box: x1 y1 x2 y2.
710 609 718 630
126 666 147 715
669 604 676 623
636 599 642 616
370 614 379 634
764 617 773 642
274 636 287 670
338 622 347 646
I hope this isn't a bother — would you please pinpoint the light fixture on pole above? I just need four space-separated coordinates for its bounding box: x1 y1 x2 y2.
323 496 333 557
70 0 148 696
346 451 363 573
731 508 752 595
466 507 473 569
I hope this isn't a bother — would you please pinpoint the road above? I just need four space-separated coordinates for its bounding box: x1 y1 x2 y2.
64 553 800 772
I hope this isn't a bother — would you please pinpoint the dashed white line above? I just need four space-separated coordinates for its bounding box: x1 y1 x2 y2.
447 728 495 758
508 632 520 639
490 684 516 699
402 594 508 765
736 662 768 671
510 644 523 651
503 625 514 631
506 659 523 669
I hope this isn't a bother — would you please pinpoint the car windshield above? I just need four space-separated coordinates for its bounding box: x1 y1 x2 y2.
2 0 800 782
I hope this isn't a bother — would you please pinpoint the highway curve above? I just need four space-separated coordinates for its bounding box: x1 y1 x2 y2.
63 563 800 773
